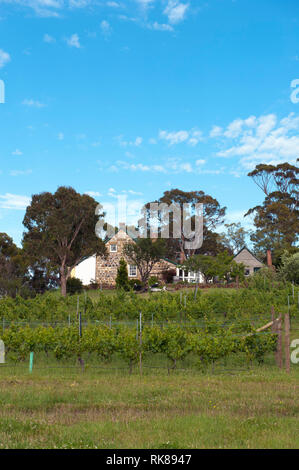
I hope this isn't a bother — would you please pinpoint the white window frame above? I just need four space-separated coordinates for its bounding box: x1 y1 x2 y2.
128 264 137 277
110 244 117 253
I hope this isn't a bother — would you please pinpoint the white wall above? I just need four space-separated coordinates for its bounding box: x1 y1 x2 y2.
74 255 96 286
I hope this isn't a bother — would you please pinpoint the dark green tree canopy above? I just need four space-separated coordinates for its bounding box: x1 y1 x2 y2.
22 186 107 296
116 258 130 290
145 188 226 260
123 238 166 288
246 162 299 263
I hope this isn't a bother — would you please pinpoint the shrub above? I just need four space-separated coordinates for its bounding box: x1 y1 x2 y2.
66 277 83 295
115 258 130 291
148 276 159 287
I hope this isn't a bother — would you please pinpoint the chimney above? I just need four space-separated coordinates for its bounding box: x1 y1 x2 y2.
266 249 272 267
119 222 126 232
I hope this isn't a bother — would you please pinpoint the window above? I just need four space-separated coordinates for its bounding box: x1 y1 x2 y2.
254 267 261 273
244 268 250 276
128 265 137 277
110 244 117 253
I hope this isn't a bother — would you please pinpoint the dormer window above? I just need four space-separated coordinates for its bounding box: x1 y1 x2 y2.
110 244 117 253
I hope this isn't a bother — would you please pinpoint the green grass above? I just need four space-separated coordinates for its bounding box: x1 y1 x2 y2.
0 364 298 449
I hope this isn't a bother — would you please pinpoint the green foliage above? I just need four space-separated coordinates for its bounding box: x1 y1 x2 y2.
66 277 83 295
0 282 297 325
246 162 299 262
123 238 166 287
115 258 130 290
148 276 159 287
22 186 107 296
0 320 278 371
279 251 299 284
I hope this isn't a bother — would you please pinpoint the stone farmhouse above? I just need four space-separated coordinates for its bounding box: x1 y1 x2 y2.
72 237 266 288
72 228 178 287
233 246 264 276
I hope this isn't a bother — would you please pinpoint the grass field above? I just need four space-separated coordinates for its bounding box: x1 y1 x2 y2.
1 286 298 449
0 364 298 449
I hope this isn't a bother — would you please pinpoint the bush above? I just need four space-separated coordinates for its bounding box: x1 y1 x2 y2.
148 276 159 287
66 277 83 295
115 258 130 291
129 279 143 290
279 251 299 284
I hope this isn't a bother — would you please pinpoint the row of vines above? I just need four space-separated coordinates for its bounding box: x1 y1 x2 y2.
0 321 277 372
0 286 298 323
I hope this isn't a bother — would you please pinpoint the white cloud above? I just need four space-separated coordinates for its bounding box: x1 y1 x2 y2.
0 193 31 210
85 191 102 197
66 33 81 48
159 129 203 146
209 125 222 138
12 149 23 156
10 169 32 176
164 0 189 24
0 0 64 17
215 112 299 170
22 99 46 108
43 33 56 43
0 49 10 68
107 1 121 7
117 135 143 147
151 22 174 32
100 20 112 37
159 130 189 145
69 0 90 6
135 0 155 8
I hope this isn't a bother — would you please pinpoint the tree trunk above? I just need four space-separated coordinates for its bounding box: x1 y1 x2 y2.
60 268 67 297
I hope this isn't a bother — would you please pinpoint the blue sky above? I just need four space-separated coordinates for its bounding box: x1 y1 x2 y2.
0 0 299 245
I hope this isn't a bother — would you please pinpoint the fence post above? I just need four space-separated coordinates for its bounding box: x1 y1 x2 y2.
29 352 34 373
275 314 283 369
285 312 291 374
0 340 5 364
139 312 142 375
79 312 82 338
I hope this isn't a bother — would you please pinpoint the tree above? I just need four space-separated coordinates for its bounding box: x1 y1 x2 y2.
115 258 130 290
219 223 248 254
279 251 299 284
183 251 236 284
0 233 28 297
67 277 83 295
22 186 107 296
145 189 226 261
123 238 166 289
246 162 299 264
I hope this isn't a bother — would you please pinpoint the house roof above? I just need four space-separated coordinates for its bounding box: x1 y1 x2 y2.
233 246 264 265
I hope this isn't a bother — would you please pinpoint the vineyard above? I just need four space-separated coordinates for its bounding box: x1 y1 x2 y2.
0 284 298 374
0 285 298 449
